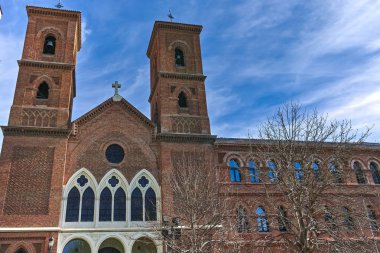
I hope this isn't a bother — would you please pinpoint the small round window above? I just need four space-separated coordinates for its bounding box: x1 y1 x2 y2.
105 144 125 164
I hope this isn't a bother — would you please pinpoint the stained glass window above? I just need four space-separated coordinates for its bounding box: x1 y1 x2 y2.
65 187 80 222
99 188 112 221
131 188 143 221
105 144 125 164
81 187 94 222
145 187 157 221
114 188 126 221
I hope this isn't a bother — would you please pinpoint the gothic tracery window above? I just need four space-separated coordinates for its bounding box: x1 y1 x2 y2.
43 36 56 55
131 188 143 221
175 48 185 67
65 187 80 222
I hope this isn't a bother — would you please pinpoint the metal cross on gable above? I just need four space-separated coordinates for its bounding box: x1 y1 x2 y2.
112 81 121 96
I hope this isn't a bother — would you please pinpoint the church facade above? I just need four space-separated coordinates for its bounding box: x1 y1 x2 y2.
1 5 380 253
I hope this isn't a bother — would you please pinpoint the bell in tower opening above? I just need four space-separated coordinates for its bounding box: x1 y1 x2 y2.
43 36 56 54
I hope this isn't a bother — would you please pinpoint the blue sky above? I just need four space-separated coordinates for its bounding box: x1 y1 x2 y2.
1 0 380 148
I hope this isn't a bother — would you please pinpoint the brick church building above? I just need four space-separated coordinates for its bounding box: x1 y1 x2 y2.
1 5 380 253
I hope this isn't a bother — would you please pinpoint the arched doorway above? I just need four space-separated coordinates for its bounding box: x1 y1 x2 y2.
63 239 91 253
98 238 124 253
132 237 157 253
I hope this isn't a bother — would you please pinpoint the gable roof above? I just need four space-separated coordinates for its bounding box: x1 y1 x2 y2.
72 97 154 129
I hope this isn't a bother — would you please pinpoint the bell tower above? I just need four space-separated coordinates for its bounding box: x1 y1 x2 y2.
8 6 81 129
147 21 211 136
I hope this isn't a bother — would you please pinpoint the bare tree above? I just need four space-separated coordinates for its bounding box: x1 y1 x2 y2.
251 102 377 253
159 151 242 253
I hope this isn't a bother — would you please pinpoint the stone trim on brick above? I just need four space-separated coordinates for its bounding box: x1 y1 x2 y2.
155 133 217 143
1 126 71 138
18 60 75 70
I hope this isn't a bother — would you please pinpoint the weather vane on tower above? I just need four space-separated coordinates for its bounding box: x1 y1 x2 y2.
168 10 174 22
55 0 64 9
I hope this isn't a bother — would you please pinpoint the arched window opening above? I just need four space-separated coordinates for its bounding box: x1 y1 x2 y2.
229 159 241 182
15 248 27 253
131 188 143 221
278 206 288 232
367 205 378 231
175 48 185 67
294 162 303 181
145 187 157 221
99 187 112 221
324 206 336 230
370 162 380 184
114 188 126 221
178 92 188 108
353 161 366 184
36 82 49 99
312 161 320 180
329 162 343 183
237 206 249 233
256 207 269 232
65 187 80 222
249 160 260 183
342 207 354 230
63 239 91 253
267 161 277 183
81 187 95 222
43 36 56 55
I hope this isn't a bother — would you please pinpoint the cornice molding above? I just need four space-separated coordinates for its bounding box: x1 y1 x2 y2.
159 71 206 81
18 60 75 70
1 126 71 138
155 133 217 144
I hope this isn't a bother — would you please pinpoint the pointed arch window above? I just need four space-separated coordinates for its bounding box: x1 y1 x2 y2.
312 161 320 180
36 82 49 99
353 161 366 184
43 36 56 55
324 206 336 230
237 206 249 233
267 161 277 183
229 159 241 182
145 187 157 221
99 187 112 221
175 48 185 67
342 207 354 230
178 91 188 108
65 187 80 222
294 162 303 181
278 206 288 232
114 188 127 221
367 205 378 231
256 207 269 232
249 160 260 183
81 187 95 221
329 161 343 183
131 188 143 221
98 174 127 222
370 162 380 184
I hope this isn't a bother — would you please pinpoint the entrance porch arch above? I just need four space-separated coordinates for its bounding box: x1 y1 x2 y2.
131 237 157 253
